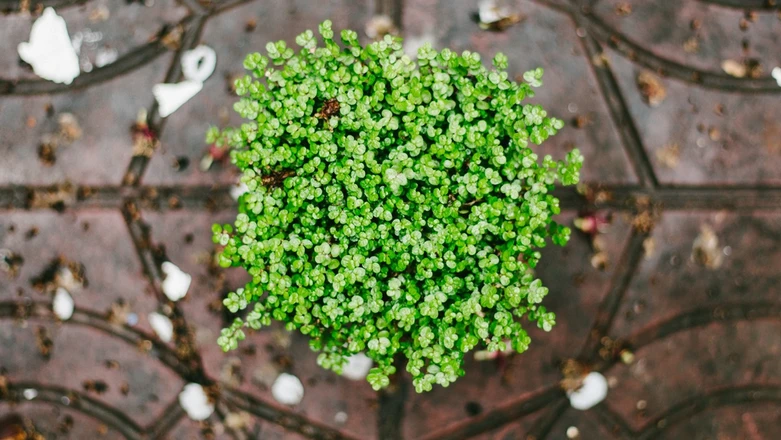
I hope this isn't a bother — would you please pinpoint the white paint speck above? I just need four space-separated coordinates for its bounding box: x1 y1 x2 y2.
341 353 373 381
179 383 214 421
161 261 191 301
53 287 74 320
334 411 348 424
771 67 781 87
149 312 173 342
230 182 249 201
18 8 80 84
153 45 216 118
95 48 118 68
23 389 38 400
568 372 608 410
271 373 304 405
181 45 217 83
153 81 204 118
478 0 508 24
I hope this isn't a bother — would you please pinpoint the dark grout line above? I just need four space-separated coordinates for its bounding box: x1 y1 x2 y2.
591 404 635 439
419 386 564 440
594 301 781 372
578 228 648 362
145 398 188 439
698 0 781 10
636 385 781 440
572 28 659 189
524 397 569 440
221 387 363 440
0 15 197 96
3 381 144 440
123 14 209 187
378 357 409 440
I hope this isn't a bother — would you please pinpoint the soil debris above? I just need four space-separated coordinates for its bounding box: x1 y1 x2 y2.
636 71 666 107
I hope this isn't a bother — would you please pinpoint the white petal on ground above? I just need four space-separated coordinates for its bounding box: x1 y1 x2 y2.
271 373 304 405
341 353 373 380
160 261 192 301
181 45 217 83
772 67 781 87
567 372 608 410
95 48 118 67
53 287 74 320
17 8 80 84
149 312 174 342
230 182 249 200
478 0 511 24
153 81 203 118
179 383 214 421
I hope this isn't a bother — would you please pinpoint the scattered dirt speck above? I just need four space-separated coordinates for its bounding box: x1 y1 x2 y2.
636 71 666 107
655 143 680 169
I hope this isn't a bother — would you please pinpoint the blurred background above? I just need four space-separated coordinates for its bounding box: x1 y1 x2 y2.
1 0 781 439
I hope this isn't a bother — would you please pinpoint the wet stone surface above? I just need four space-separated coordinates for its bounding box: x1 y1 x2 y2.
1 0 780 439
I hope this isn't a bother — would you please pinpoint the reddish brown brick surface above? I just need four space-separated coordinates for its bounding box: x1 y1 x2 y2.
1 0 780 438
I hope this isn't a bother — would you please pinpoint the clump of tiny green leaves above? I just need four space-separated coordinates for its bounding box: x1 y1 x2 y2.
211 20 583 393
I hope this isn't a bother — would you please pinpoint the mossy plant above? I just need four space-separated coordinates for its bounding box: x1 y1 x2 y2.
211 20 583 393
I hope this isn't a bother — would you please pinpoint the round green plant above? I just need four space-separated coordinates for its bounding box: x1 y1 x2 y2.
211 20 583 393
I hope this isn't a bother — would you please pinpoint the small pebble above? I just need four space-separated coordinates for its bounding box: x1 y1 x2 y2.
566 426 580 439
161 262 191 301
341 353 373 381
53 287 74 320
272 373 304 405
567 372 608 410
334 411 348 424
17 8 80 84
23 389 38 400
179 383 214 421
149 312 174 342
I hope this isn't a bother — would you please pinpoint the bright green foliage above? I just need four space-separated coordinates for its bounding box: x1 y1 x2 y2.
212 20 583 393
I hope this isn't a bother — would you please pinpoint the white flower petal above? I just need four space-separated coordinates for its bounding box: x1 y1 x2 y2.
230 182 249 201
17 8 80 84
53 287 74 320
153 80 203 118
181 45 216 83
341 353 373 381
271 373 304 405
149 312 174 342
772 67 781 87
161 261 191 301
567 372 608 410
179 383 214 421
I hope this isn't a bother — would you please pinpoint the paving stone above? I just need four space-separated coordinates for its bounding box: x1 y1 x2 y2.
608 48 781 185
0 321 184 427
0 401 126 439
610 212 781 337
1 0 780 438
603 320 781 434
0 54 173 186
0 211 159 335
